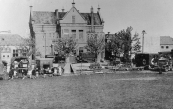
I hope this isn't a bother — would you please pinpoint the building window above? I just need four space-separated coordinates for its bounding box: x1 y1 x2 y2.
161 46 164 49
72 16 75 23
64 29 69 37
7 55 9 58
71 30 76 38
79 30 84 40
13 49 18 57
166 46 169 49
3 55 5 58
22 49 27 56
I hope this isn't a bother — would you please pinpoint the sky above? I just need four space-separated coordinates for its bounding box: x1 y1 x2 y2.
0 0 173 53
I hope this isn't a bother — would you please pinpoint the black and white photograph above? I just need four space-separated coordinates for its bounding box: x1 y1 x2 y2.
0 0 173 108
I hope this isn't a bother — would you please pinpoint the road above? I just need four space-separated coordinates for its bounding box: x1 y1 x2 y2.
0 71 173 109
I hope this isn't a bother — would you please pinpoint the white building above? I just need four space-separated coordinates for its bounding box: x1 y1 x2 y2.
0 34 23 71
160 36 173 52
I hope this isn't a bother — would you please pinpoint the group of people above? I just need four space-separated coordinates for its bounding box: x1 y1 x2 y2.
8 65 64 80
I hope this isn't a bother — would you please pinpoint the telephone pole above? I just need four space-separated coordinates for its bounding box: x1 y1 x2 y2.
142 30 146 53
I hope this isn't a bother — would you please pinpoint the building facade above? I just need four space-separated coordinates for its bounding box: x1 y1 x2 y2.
0 34 24 72
29 1 105 67
160 36 173 52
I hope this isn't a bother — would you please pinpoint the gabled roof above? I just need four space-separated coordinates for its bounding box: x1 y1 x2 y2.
160 36 173 45
81 13 102 25
33 11 56 24
59 12 67 19
0 34 23 46
61 7 86 22
32 11 102 25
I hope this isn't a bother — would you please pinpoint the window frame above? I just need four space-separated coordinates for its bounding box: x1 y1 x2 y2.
13 49 19 57
79 30 84 40
71 30 76 38
72 16 75 23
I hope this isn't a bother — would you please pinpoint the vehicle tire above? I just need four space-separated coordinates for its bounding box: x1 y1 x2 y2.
164 67 168 72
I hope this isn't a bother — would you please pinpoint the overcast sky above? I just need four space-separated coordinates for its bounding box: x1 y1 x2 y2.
0 0 173 51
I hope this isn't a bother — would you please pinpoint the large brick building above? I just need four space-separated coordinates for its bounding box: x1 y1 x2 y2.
29 1 105 68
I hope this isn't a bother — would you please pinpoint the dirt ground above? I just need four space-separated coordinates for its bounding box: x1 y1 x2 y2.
0 72 173 109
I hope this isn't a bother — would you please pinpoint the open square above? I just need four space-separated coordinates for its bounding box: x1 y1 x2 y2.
1 72 173 109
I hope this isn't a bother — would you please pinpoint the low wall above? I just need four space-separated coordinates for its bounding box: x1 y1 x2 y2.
71 63 93 74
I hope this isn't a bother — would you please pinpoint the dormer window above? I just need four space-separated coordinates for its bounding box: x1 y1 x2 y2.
72 16 75 23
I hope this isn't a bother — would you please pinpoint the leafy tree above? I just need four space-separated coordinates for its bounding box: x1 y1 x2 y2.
85 33 105 62
19 37 37 58
106 27 141 63
131 32 141 53
105 33 121 60
53 36 78 57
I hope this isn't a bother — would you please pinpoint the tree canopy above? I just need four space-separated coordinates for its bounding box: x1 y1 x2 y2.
53 36 78 57
105 26 141 62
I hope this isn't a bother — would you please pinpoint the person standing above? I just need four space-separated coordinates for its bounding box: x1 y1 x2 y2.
58 65 62 76
53 67 58 76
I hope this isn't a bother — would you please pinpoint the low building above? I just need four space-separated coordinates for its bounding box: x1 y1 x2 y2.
160 36 173 52
0 34 23 72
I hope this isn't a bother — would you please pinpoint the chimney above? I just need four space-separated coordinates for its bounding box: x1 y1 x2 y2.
62 7 65 12
97 5 100 13
29 6 34 24
91 6 94 32
55 9 59 24
30 6 33 15
72 0 75 7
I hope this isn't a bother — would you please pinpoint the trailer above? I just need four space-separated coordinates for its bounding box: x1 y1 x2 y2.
134 53 159 70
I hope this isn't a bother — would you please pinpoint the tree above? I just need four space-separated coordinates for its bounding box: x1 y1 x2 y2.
131 32 141 53
19 37 37 58
85 33 105 62
105 33 121 60
106 26 141 63
53 36 78 57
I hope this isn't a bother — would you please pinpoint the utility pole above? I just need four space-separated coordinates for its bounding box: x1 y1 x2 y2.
142 30 146 53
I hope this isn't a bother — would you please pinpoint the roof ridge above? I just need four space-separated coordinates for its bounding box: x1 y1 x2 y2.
33 11 55 13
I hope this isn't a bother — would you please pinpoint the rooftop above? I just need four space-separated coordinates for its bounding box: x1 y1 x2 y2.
160 36 173 45
32 11 102 25
0 34 23 46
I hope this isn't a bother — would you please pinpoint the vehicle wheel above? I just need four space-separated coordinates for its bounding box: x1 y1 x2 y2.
165 67 168 72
